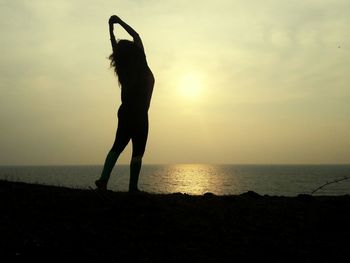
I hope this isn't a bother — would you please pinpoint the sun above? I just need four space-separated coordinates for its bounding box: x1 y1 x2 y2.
177 71 203 99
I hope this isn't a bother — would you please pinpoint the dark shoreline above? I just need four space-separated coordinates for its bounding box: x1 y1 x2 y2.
1 180 349 262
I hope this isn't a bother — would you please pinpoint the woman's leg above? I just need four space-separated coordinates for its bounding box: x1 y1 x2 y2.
99 150 120 183
96 119 130 189
129 116 149 192
129 155 142 192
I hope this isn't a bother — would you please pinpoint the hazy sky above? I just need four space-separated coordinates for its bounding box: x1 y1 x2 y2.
1 0 349 165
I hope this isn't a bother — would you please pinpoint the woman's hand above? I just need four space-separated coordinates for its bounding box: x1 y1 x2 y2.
109 15 120 25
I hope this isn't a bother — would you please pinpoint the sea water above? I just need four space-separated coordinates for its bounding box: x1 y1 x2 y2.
0 164 349 196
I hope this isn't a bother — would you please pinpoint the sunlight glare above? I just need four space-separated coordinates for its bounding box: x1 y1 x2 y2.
165 164 218 195
177 72 203 99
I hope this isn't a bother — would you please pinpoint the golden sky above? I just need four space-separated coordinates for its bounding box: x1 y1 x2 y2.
1 0 349 165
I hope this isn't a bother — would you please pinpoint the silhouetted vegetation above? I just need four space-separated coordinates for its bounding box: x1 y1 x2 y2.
311 176 350 194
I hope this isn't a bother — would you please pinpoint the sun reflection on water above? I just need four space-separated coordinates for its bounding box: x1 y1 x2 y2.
163 164 230 195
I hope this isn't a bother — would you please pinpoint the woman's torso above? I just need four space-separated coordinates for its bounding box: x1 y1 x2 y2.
119 66 154 117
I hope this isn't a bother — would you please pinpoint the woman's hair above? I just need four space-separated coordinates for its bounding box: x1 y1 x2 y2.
109 39 147 87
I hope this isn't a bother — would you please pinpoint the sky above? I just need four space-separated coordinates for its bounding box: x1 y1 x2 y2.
0 0 349 165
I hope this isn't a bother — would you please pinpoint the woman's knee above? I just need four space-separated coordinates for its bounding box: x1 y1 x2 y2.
131 155 143 163
111 136 130 153
131 140 146 158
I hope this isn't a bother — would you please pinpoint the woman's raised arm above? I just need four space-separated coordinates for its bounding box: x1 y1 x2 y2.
109 17 118 53
109 15 144 51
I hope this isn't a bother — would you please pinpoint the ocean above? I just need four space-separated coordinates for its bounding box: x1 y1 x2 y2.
0 164 349 196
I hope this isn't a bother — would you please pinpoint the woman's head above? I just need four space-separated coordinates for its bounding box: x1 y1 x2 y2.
109 39 146 86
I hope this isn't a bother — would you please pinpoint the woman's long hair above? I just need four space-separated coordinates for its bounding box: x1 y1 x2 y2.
109 39 147 87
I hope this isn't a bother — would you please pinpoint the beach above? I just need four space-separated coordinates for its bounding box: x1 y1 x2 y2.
1 179 349 262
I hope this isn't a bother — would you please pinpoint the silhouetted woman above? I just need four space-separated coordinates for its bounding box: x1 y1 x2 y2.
95 15 154 192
